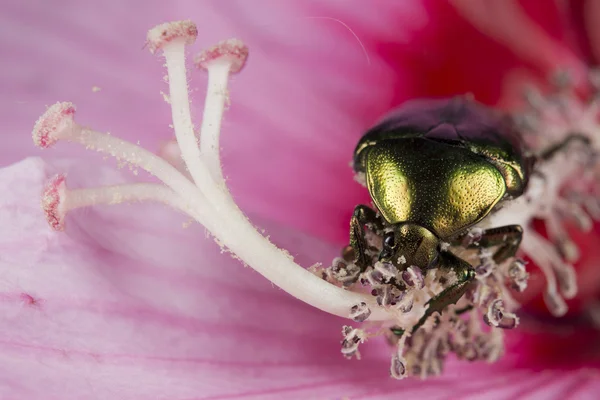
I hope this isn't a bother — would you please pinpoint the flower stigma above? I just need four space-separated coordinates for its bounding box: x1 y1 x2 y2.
32 20 599 380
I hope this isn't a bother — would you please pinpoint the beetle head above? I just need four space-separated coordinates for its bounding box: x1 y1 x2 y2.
379 223 440 269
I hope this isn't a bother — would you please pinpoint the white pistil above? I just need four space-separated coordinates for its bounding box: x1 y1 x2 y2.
69 183 189 210
33 105 391 321
33 76 394 324
43 174 198 230
33 103 208 214
147 22 212 191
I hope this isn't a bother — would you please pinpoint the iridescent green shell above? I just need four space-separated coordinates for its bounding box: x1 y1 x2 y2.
353 98 530 238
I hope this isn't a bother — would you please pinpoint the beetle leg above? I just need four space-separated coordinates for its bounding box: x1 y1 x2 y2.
454 225 523 264
411 225 522 334
411 251 476 334
345 205 384 270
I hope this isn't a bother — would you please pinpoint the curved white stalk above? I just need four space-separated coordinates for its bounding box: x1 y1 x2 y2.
32 102 393 321
42 176 200 231
161 41 206 185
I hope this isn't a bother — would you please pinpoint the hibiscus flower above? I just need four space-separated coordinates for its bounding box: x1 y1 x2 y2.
2 0 600 398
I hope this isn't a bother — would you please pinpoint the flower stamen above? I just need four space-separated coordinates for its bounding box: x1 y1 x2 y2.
341 326 366 359
522 231 570 316
390 334 408 380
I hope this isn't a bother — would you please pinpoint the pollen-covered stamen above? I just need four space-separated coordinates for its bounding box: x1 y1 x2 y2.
483 299 519 329
553 264 578 300
195 39 249 182
527 219 579 300
543 291 568 318
515 73 600 297
410 314 453 378
498 107 589 316
401 266 424 289
395 291 414 313
373 285 402 307
329 257 361 286
373 261 398 282
546 217 580 263
522 231 570 316
390 335 408 380
463 227 484 246
390 352 407 380
507 258 529 292
341 326 366 359
363 267 385 286
147 21 217 193
349 302 371 322
518 80 599 150
470 280 496 308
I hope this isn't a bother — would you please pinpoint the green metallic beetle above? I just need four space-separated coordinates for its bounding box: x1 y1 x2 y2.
348 97 532 331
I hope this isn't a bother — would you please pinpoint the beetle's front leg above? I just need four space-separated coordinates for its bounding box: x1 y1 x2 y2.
456 225 523 264
411 251 476 333
344 205 384 270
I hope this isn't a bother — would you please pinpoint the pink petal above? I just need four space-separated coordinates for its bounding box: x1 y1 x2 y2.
4 1 600 394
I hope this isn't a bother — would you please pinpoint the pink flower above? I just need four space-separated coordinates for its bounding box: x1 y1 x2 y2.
3 0 600 398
